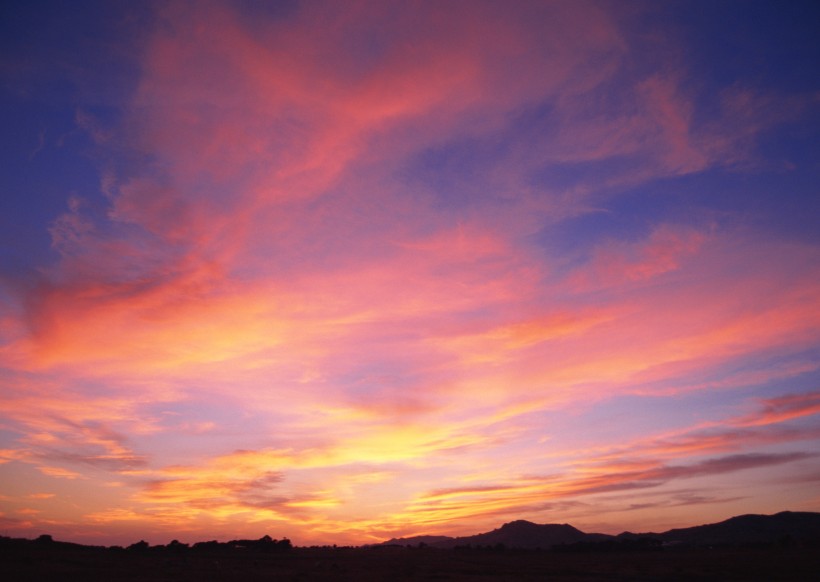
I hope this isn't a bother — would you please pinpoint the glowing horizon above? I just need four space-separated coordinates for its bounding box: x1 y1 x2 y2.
1 0 819 546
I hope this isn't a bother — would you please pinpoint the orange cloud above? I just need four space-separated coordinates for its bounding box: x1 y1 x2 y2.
2 0 819 546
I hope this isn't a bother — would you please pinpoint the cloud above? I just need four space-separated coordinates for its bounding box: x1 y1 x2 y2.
646 452 815 481
737 391 820 427
90 447 356 530
398 451 813 531
27 493 56 499
388 386 820 532
1 0 820 544
568 224 707 292
38 466 84 480
562 392 820 470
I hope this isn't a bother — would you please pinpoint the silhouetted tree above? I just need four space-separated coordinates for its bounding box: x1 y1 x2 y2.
192 540 221 552
127 540 149 552
167 539 189 551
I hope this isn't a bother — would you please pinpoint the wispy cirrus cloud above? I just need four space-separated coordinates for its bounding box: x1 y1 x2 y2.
1 0 819 545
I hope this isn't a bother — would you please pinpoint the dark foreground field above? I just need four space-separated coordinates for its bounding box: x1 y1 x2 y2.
2 544 819 581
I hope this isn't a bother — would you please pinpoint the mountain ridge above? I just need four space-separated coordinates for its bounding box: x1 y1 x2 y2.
382 511 820 549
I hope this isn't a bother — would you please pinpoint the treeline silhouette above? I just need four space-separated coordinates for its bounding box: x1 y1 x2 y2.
0 533 291 554
127 534 292 553
3 527 819 581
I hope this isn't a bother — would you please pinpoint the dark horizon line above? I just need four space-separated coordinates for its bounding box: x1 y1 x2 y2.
4 509 818 550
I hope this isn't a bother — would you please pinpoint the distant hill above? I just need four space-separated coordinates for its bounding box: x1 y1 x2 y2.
384 519 610 549
383 511 820 549
4 511 820 553
454 520 606 549
653 511 820 546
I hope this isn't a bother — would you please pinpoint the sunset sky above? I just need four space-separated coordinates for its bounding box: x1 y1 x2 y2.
1 0 819 546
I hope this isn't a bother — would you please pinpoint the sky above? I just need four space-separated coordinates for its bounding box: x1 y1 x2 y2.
1 0 819 546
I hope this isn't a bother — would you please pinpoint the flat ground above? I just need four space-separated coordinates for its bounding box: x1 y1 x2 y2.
2 545 818 581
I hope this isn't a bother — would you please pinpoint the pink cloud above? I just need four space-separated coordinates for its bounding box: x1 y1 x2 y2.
737 392 820 428
569 225 707 292
2 0 820 545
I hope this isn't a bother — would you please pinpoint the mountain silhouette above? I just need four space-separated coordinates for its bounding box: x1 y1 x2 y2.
650 511 820 545
447 520 610 549
384 519 610 549
383 511 820 549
